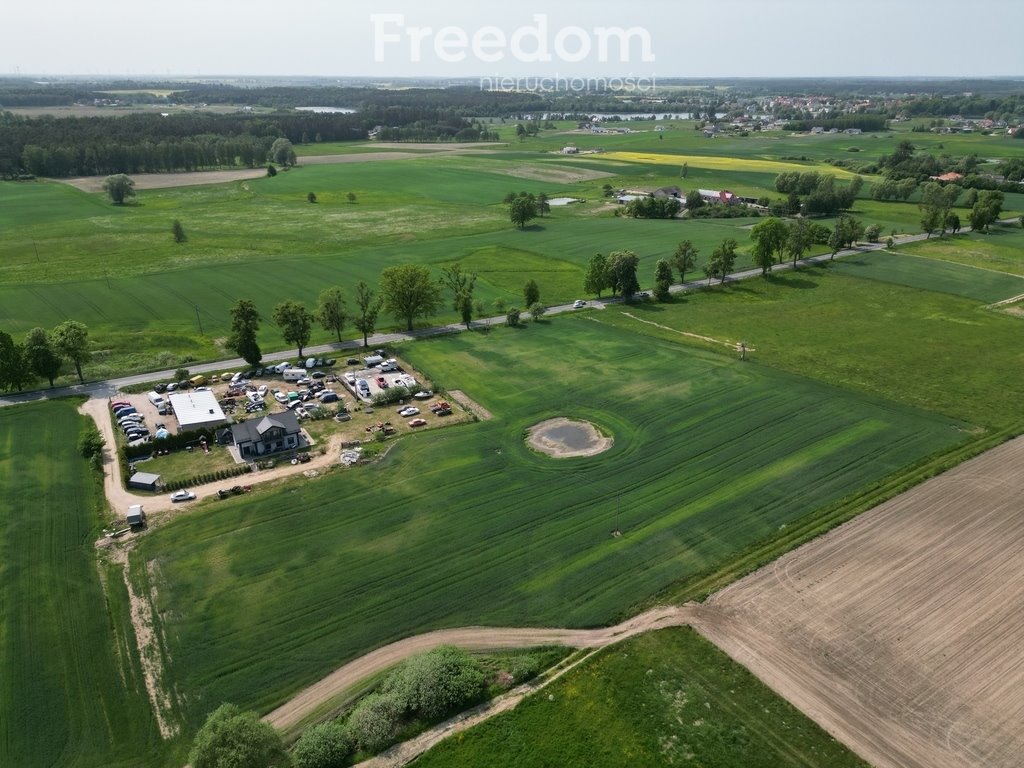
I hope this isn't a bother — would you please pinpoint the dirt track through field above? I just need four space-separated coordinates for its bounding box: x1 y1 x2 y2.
264 605 697 731
691 433 1024 768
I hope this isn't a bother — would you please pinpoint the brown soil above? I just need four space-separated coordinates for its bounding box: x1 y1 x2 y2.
447 390 493 420
526 417 612 458
501 164 615 184
689 434 1024 768
62 168 268 193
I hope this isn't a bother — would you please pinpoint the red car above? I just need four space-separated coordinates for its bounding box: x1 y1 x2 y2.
110 401 131 410
408 418 427 427
376 376 389 389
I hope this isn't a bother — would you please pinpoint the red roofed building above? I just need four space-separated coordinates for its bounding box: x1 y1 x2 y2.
930 172 964 183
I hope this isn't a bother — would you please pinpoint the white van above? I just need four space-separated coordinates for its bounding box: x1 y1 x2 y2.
273 362 290 374
147 391 164 407
378 359 398 372
363 355 384 368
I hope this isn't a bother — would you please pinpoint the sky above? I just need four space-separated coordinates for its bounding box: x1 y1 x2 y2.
5 0 1023 79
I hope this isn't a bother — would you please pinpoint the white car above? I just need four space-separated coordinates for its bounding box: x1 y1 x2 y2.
343 371 356 384
398 406 420 417
170 490 196 503
257 385 268 397
573 299 586 308
273 391 288 404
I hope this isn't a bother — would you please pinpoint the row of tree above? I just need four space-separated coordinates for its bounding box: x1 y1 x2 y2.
0 321 91 392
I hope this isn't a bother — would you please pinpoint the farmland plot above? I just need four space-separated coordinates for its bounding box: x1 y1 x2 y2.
140 318 962 725
0 401 164 768
692 433 1024 768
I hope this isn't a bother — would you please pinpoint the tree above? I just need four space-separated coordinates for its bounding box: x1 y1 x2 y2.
189 703 291 768
51 320 91 384
316 287 347 343
750 217 788 276
307 192 317 204
347 192 357 203
493 297 507 314
919 181 960 238
440 263 477 318
505 307 521 326
172 219 187 243
226 299 262 368
943 212 961 235
685 189 704 210
266 164 277 177
269 137 296 167
584 253 609 297
273 301 313 357
709 239 738 284
0 332 32 392
509 196 537 229
528 303 547 321
672 241 699 283
654 259 673 301
969 190 1004 232
23 327 61 387
865 224 882 243
292 722 354 768
606 251 641 299
537 193 550 217
380 265 443 332
352 281 383 348
785 218 813 268
523 279 540 308
102 174 135 205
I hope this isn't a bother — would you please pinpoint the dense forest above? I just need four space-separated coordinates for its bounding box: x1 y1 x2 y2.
0 107 499 177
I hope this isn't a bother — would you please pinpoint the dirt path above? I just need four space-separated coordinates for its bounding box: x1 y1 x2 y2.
689 433 1024 768
265 605 696 732
447 390 493 421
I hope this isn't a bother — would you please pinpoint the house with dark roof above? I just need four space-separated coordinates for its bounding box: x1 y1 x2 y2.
231 411 304 459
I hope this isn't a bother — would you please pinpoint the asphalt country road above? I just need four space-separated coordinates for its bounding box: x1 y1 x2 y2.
0 232 940 409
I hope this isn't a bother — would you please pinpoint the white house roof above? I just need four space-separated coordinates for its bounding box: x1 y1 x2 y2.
169 391 227 430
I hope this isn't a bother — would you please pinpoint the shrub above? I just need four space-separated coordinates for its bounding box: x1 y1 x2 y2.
79 425 105 460
382 646 485 721
371 386 411 406
189 703 290 768
292 721 353 768
346 693 403 753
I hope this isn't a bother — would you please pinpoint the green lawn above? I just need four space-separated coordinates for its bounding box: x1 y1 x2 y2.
0 400 168 768
137 315 961 729
415 628 868 768
896 226 1024 277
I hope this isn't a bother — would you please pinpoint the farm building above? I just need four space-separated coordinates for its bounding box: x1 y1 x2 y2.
698 189 740 205
168 391 228 432
128 472 161 491
126 504 145 526
231 411 304 459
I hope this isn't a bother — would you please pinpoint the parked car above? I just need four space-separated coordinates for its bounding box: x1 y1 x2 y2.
165 382 178 392
346 358 360 366
356 380 371 398
376 376 388 389
413 390 433 400
177 380 190 390
153 383 168 394
573 299 586 308
398 406 420 417
319 392 339 404
343 371 356 384
408 418 427 427
110 400 131 410
311 371 326 379
297 376 312 386
257 385 268 397
170 490 196 503
273 391 288 404
324 359 336 367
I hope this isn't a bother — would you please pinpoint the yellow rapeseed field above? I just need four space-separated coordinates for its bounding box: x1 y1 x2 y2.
603 151 856 177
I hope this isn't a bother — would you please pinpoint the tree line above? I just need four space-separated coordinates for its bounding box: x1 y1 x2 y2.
0 107 494 178
0 321 91 393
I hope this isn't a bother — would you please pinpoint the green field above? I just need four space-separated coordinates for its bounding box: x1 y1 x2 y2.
896 226 1024 277
137 315 961 729
8 120 1019 384
415 628 868 768
0 401 168 767
599 266 1024 428
829 248 1024 302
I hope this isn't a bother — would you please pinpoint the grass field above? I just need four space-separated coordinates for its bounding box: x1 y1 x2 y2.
896 226 1024 277
829 248 1024 302
3 119 1020 385
599 266 1024 428
136 315 961 729
415 628 868 768
0 401 167 768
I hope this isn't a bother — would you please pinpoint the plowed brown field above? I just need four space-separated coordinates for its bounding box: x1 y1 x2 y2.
692 434 1024 768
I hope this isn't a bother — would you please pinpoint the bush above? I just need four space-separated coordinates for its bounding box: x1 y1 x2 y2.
292 721 353 768
865 224 881 243
346 693 403 753
382 646 485 721
189 703 290 768
79 425 105 460
371 386 411 406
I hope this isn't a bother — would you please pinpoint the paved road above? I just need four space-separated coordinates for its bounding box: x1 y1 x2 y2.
0 229 965 409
